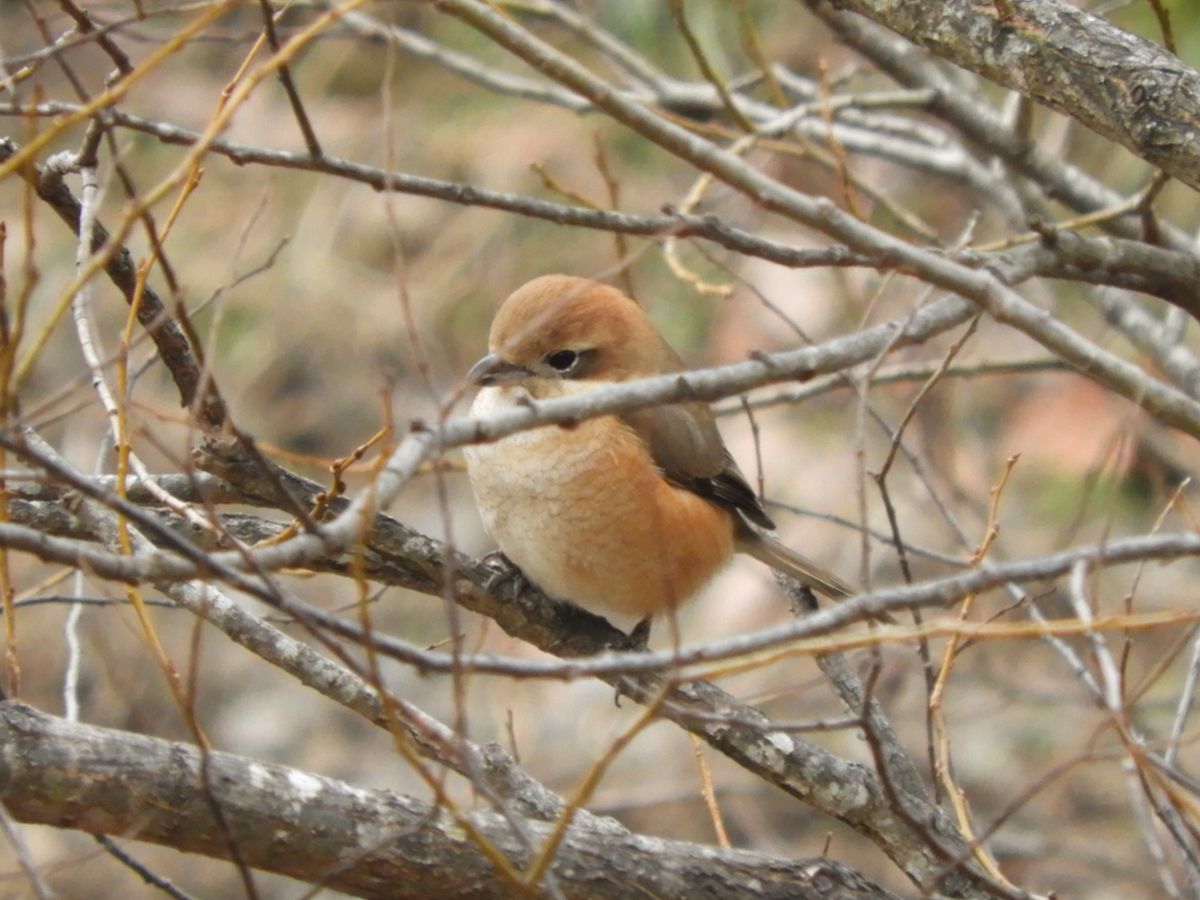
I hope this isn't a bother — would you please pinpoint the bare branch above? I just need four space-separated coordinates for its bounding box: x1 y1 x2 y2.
0 702 902 900
818 0 1200 191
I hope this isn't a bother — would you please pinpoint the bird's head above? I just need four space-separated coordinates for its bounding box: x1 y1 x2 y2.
468 275 680 394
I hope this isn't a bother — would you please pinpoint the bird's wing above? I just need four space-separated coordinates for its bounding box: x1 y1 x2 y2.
622 403 776 530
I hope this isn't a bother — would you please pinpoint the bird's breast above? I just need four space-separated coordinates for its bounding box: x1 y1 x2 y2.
464 386 735 621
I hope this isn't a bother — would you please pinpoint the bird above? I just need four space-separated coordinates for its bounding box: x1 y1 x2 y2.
463 274 851 634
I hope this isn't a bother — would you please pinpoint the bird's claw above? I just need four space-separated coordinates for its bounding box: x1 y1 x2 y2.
479 550 529 600
623 616 652 651
609 617 651 707
603 615 651 653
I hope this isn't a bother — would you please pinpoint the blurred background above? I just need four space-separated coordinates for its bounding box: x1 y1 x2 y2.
3 1 1200 896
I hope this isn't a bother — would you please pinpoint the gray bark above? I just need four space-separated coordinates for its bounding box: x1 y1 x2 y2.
822 0 1200 191
0 702 901 899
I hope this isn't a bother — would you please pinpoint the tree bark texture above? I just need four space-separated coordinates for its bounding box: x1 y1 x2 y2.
0 702 902 899
822 0 1200 191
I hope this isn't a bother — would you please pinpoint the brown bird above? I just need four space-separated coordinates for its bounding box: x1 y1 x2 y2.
464 275 850 632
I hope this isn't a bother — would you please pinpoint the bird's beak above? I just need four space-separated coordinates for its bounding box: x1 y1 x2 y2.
468 353 530 386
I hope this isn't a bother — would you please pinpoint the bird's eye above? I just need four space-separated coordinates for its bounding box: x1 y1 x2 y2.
545 349 579 373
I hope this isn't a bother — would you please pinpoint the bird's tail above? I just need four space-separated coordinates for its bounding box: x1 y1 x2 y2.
736 528 853 601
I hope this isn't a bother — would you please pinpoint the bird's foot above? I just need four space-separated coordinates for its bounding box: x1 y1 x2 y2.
479 550 530 600
626 616 652 651
605 615 651 652
609 617 651 707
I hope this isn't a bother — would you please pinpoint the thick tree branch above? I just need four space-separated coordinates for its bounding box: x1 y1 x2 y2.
0 702 902 900
821 0 1200 192
803 0 1197 250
